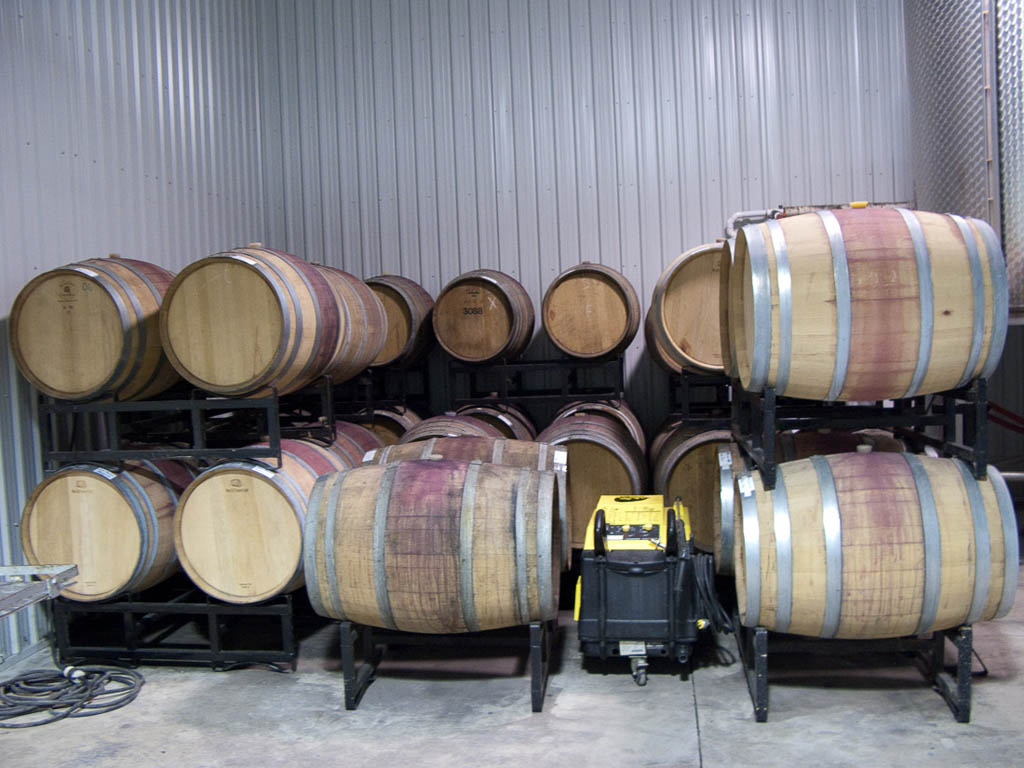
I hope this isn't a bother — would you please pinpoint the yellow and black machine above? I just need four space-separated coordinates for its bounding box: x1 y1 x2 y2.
574 494 707 685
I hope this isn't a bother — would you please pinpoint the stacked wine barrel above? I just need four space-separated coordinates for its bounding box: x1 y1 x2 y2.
716 207 1016 639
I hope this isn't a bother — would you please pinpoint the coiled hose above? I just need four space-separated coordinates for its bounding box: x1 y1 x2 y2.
0 665 144 728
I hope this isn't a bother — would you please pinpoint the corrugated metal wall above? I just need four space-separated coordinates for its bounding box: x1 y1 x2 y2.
255 0 913 429
0 0 267 663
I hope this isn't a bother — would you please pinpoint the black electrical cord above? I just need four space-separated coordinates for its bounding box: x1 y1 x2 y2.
693 553 734 635
0 666 145 728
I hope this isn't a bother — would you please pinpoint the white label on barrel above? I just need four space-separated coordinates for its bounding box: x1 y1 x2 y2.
93 467 117 480
363 450 377 462
251 465 276 478
553 448 568 469
718 449 733 469
618 641 646 656
231 255 258 266
738 475 755 497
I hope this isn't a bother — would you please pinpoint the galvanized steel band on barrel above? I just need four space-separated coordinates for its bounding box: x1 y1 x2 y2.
458 462 483 632
903 453 942 636
766 218 793 395
895 208 935 399
745 223 773 392
739 472 762 627
513 468 530 626
988 465 1020 619
811 456 843 637
302 475 331 618
954 458 992 625
771 467 793 634
816 211 852 403
372 462 401 630
717 446 735 574
975 218 1010 380
949 215 987 388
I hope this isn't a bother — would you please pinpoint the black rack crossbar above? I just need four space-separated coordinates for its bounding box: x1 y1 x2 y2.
338 619 557 712
735 620 974 722
53 591 297 670
449 356 625 405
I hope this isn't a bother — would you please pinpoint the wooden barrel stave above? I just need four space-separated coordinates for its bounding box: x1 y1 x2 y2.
551 399 646 455
542 262 640 358
398 415 505 443
455 403 537 440
354 406 423 445
304 459 559 633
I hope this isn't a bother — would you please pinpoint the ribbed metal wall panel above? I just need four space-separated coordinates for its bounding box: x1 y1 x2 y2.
0 0 266 664
257 0 912 431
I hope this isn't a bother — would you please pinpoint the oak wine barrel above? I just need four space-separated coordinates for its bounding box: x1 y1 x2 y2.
304 459 559 632
536 413 647 549
10 256 180 401
354 406 423 445
432 269 534 363
315 264 388 384
727 209 1009 401
455 403 537 440
542 262 640 358
551 399 646 455
362 436 569 569
173 439 349 603
397 415 505 443
649 243 726 374
714 430 913 574
734 453 1018 638
20 460 195 601
160 245 340 397
366 274 435 367
327 421 384 466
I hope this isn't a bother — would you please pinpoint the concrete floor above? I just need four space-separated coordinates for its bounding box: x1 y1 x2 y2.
2 559 1023 768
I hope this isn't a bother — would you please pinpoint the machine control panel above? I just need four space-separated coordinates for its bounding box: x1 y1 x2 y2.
606 523 660 541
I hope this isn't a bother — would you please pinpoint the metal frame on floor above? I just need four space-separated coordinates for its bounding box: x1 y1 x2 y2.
53 588 299 671
449 356 625 406
338 619 558 712
735 620 975 723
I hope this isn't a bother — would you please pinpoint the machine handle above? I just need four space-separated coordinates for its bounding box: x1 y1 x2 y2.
593 509 607 557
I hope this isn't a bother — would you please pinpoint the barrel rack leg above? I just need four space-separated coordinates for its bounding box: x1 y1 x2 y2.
340 621 382 711
734 621 769 722
530 619 557 713
926 625 973 723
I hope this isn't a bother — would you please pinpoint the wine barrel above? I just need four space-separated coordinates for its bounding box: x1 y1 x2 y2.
366 274 434 367
734 453 1018 638
362 436 570 569
10 257 179 401
304 459 559 632
542 262 640 358
354 406 423 445
536 413 647 548
326 421 384 466
727 209 1009 401
398 415 505 443
651 425 732 553
551 399 646 455
713 430 909 575
433 269 534 363
160 245 340 397
173 439 349 603
649 243 726 374
20 460 195 601
315 264 388 384
455 403 537 440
